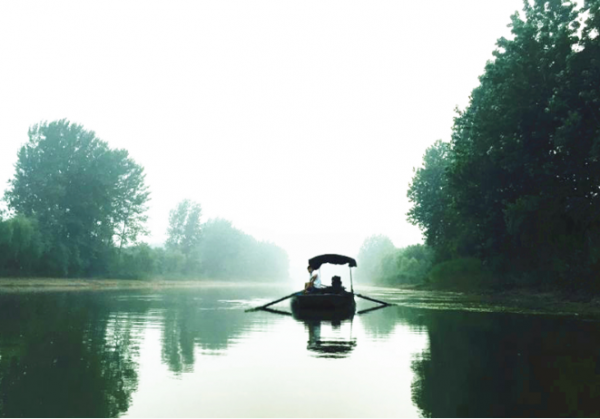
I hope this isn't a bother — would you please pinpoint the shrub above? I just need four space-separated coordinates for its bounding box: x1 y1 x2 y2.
429 258 494 290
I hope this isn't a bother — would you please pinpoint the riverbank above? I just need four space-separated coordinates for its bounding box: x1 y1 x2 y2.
376 284 600 320
3 278 600 320
0 278 277 293
469 288 600 319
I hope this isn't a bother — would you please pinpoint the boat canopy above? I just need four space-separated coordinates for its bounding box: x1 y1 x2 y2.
309 254 357 270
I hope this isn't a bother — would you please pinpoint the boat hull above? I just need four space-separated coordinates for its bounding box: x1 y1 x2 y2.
291 292 355 320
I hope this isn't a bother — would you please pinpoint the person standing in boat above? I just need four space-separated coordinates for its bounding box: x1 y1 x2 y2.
305 266 324 293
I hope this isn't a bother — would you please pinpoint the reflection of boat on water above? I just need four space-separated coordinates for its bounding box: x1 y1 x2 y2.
291 254 357 318
291 305 354 322
260 307 357 358
305 319 357 359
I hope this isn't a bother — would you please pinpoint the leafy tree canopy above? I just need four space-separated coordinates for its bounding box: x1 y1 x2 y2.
407 0 600 287
4 120 150 277
166 200 202 257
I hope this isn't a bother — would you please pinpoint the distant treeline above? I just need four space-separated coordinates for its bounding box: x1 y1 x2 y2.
361 1 600 291
0 120 289 280
356 235 433 286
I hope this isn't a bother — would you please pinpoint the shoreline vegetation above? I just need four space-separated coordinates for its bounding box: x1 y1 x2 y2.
414 285 600 320
374 284 600 320
0 278 282 293
358 1 600 299
0 121 289 281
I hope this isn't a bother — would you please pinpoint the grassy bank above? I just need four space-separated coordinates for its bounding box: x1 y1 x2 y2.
0 278 277 293
405 283 600 320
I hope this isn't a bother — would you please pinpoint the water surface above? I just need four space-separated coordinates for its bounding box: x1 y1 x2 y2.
0 285 599 417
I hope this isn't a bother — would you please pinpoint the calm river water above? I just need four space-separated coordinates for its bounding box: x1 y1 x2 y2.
0 284 599 417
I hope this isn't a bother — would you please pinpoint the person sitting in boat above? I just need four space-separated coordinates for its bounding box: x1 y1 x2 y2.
305 266 325 293
331 275 343 292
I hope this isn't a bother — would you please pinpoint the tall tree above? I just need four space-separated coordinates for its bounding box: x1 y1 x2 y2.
448 0 599 280
407 140 458 257
166 200 202 258
113 153 150 251
5 120 150 277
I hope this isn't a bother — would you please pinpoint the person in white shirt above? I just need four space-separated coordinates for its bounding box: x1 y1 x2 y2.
304 266 324 293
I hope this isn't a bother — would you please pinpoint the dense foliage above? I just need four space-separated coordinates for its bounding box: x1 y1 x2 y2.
407 0 600 289
0 120 289 281
3 120 149 277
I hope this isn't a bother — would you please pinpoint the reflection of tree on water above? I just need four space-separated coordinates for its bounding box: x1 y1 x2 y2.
0 293 141 418
301 304 419 358
358 305 419 338
304 319 357 359
410 311 600 417
158 288 253 374
161 301 197 374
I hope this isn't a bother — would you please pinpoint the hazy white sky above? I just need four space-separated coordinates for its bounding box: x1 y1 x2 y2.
0 0 524 274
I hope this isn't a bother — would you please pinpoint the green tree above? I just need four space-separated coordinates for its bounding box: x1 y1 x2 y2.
113 158 150 251
447 0 600 282
407 140 458 258
0 215 44 275
396 244 434 284
448 0 580 267
4 120 150 277
166 200 202 256
166 200 202 274
408 0 600 287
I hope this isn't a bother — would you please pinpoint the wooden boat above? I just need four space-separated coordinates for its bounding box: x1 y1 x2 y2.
291 290 355 311
291 254 357 318
247 253 391 317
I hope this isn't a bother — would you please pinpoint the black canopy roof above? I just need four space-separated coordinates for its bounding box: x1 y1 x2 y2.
308 254 357 270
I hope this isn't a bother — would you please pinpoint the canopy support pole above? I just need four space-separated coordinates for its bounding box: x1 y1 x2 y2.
349 266 354 294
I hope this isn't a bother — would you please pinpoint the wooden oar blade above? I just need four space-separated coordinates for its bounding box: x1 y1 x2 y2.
245 291 302 312
355 293 393 306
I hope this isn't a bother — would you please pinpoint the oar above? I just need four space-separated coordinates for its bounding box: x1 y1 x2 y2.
356 305 389 316
245 291 302 312
262 307 293 316
354 293 393 306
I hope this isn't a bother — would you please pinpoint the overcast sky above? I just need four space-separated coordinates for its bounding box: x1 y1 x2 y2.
0 0 525 276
